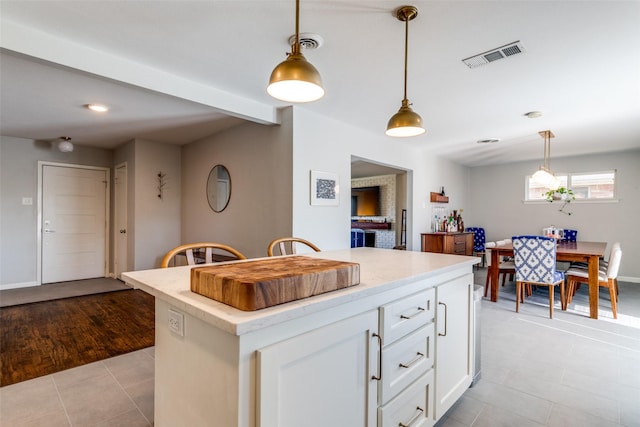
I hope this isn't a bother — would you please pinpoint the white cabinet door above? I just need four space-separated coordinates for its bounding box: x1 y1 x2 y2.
257 310 379 427
434 274 473 420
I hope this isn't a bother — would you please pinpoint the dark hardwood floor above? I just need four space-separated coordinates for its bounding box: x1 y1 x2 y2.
0 289 155 387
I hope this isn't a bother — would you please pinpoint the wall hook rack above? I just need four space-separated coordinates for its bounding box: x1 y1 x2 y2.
158 172 167 200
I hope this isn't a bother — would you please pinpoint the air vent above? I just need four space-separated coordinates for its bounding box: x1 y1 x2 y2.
462 41 526 69
477 138 501 144
288 32 324 50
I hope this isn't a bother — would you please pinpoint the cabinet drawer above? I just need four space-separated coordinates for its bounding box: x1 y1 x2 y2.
378 370 434 427
380 324 434 405
380 288 435 345
453 235 467 254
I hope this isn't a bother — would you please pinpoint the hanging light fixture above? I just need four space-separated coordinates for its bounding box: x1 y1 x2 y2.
57 136 74 153
386 5 425 138
267 0 324 103
531 130 560 190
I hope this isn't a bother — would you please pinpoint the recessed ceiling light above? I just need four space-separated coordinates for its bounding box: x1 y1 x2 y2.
477 138 501 144
524 111 542 118
86 104 109 112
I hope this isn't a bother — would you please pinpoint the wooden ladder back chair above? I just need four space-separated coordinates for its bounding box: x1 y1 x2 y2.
161 242 247 268
267 237 321 257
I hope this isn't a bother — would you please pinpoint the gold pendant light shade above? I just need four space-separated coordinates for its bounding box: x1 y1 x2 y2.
386 99 425 137
267 0 324 103
267 50 324 103
386 5 425 138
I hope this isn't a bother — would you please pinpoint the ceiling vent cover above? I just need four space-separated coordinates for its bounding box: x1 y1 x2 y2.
462 41 526 69
288 32 324 50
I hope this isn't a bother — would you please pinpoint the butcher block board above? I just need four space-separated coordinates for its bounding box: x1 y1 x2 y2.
190 256 360 311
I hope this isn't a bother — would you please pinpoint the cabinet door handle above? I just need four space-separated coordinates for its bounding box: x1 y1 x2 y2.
399 352 424 369
371 333 382 381
400 307 425 320
438 301 447 336
399 406 424 427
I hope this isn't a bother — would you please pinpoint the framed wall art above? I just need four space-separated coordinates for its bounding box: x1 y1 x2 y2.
310 170 339 206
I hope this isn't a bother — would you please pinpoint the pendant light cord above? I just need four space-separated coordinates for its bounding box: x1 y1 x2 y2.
292 0 300 55
544 130 551 170
403 10 409 102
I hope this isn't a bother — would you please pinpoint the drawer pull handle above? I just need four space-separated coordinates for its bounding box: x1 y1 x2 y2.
400 307 425 320
371 333 382 381
438 301 447 336
399 352 424 369
399 406 424 427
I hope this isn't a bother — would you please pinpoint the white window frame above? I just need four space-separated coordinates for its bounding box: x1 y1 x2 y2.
524 169 618 203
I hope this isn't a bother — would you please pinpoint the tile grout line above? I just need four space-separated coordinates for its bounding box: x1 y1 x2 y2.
103 354 153 426
50 374 73 427
516 317 640 354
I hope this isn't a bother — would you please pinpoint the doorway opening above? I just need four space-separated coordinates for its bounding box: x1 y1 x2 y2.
350 156 411 250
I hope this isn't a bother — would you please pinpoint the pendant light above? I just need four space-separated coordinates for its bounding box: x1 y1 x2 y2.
531 130 560 190
386 5 425 137
267 0 324 103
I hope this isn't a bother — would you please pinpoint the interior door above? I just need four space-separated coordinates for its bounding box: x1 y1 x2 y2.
114 163 128 279
42 164 108 283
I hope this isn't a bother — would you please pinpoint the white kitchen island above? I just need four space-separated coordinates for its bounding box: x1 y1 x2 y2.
122 247 479 427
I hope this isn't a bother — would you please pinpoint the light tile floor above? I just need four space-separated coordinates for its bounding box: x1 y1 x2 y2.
0 348 155 427
2 275 639 427
437 277 640 427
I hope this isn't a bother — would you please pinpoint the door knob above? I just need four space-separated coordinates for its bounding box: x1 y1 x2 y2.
44 229 56 233
120 229 126 234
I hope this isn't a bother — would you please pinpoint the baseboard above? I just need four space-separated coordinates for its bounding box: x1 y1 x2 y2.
619 275 640 283
1 281 40 291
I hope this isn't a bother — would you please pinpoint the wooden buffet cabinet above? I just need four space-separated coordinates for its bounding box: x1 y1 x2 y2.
421 232 474 256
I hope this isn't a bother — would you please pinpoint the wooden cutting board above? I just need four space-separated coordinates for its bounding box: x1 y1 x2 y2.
190 256 360 311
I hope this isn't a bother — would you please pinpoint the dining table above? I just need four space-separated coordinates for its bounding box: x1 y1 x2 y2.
488 241 607 319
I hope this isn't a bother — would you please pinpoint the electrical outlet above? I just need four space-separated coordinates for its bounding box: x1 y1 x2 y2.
168 308 184 336
22 197 33 205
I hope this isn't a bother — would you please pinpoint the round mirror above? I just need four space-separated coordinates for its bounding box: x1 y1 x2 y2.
207 165 231 212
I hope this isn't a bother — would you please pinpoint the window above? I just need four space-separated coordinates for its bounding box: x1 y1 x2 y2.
525 170 616 201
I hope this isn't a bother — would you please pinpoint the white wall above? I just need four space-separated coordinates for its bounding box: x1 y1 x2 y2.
133 139 181 270
180 108 293 258
469 149 640 280
0 136 113 289
290 107 471 252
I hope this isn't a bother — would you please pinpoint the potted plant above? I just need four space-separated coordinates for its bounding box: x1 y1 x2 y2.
543 186 575 215
544 186 575 202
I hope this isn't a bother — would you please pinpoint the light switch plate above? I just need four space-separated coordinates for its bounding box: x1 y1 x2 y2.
168 308 184 336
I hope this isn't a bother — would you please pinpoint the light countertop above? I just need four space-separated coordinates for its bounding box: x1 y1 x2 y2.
122 247 478 336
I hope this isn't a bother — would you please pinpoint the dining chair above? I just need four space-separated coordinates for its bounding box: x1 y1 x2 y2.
561 229 578 242
161 242 247 268
465 227 486 267
512 235 566 318
483 241 516 297
267 237 321 256
564 244 622 319
570 241 619 272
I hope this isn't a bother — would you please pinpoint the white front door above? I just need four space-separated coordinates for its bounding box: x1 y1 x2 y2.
42 164 108 284
114 163 128 279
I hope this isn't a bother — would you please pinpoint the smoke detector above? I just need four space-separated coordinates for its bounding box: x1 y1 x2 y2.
288 32 324 49
462 41 526 69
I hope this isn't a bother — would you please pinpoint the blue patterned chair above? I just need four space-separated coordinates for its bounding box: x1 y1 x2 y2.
512 235 566 318
561 229 578 242
465 227 486 267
